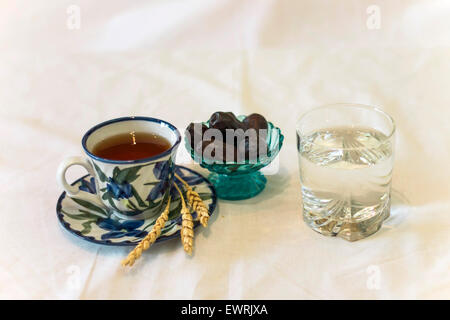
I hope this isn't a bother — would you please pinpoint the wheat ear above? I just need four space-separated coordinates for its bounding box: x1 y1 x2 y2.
121 197 171 267
173 182 194 255
174 173 210 227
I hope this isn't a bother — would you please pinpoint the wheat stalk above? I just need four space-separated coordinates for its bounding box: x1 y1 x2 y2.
121 197 171 267
174 173 210 227
173 182 194 255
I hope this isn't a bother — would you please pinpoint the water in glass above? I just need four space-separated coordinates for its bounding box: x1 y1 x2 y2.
298 126 394 241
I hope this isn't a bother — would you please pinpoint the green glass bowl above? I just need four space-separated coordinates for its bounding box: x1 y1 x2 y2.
185 116 284 200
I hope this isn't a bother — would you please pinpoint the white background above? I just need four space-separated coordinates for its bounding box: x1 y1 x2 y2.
1 0 449 299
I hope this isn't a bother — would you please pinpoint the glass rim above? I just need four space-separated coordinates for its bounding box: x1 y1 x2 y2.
296 103 396 142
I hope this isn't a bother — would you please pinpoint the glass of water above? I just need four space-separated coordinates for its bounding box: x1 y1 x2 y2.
296 103 395 241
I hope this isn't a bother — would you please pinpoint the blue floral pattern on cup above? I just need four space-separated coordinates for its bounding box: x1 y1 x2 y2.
90 158 177 218
106 178 133 200
79 177 96 194
147 160 173 202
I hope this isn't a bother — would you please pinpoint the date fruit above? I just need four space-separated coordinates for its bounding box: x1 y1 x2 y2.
186 122 208 149
209 112 244 134
187 111 269 162
242 113 268 131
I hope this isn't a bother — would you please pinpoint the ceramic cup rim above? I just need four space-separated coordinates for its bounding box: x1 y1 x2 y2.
82 116 181 165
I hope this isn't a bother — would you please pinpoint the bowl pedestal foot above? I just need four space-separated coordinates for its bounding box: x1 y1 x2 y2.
208 171 267 200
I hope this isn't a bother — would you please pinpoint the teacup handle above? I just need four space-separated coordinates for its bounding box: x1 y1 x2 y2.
57 156 108 218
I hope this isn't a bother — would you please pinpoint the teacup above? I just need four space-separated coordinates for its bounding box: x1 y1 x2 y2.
57 116 181 220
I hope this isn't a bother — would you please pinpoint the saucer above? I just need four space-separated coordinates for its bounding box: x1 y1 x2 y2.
57 165 217 246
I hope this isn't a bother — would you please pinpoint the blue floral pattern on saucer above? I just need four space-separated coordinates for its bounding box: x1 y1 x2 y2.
56 166 217 246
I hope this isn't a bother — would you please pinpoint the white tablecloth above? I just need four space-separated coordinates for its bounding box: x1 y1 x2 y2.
1 1 450 299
